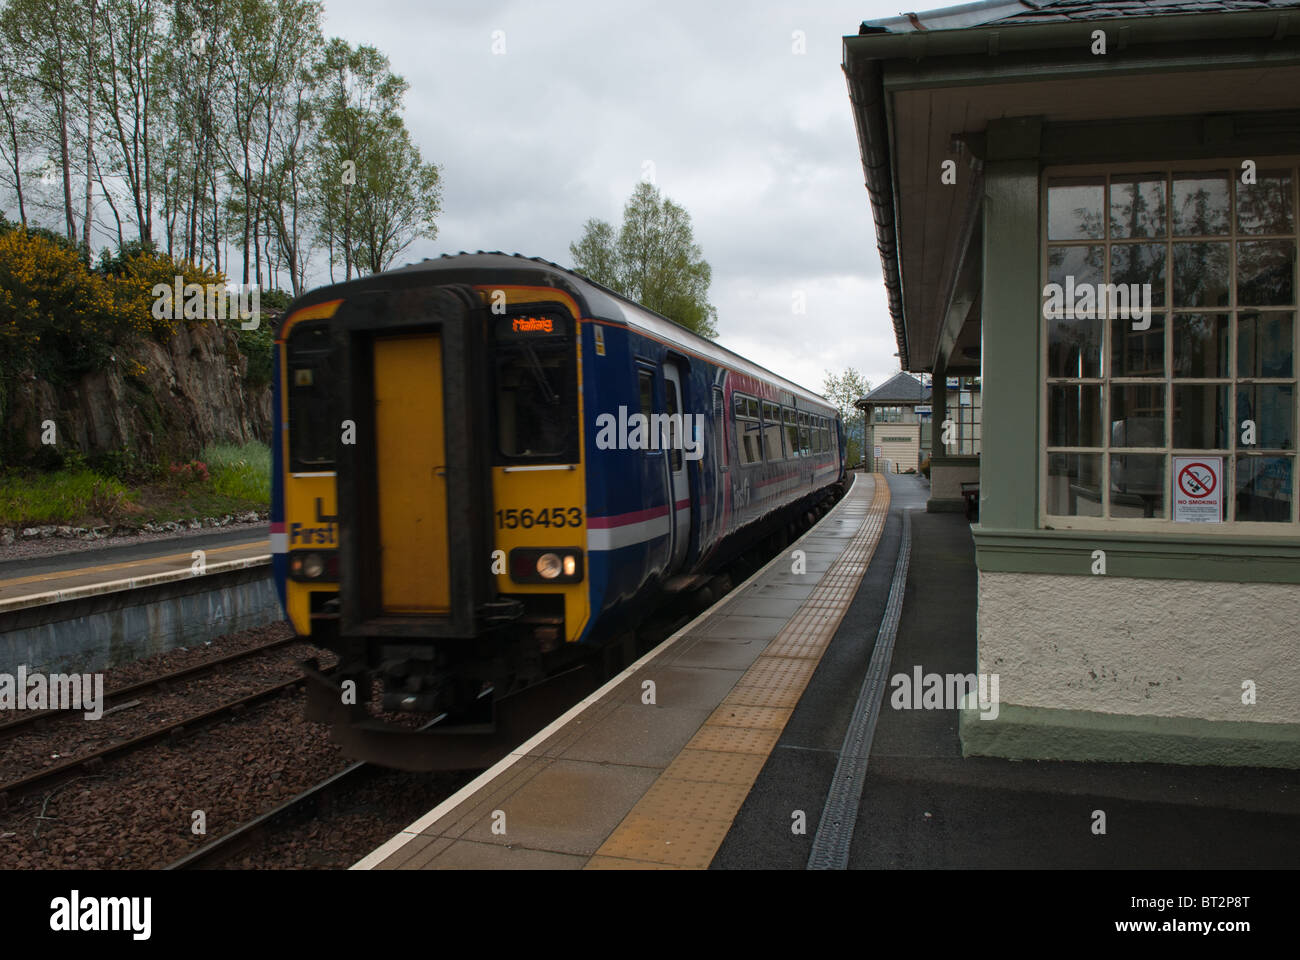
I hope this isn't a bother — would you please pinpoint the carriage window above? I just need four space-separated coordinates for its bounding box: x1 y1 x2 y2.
762 401 783 461
493 313 578 463
784 407 799 458
799 413 811 457
735 393 762 465
287 322 334 471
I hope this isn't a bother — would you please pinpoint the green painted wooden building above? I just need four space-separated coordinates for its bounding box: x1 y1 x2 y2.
845 0 1300 766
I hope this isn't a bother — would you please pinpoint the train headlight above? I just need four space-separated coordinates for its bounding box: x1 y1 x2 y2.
508 548 584 584
289 550 338 581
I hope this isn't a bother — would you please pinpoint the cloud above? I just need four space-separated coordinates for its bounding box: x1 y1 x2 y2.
316 0 912 390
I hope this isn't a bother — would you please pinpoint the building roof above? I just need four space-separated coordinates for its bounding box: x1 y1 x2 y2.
845 0 1300 372
857 372 931 406
861 0 1298 34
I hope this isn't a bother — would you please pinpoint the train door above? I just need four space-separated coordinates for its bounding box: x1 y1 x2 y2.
663 362 691 571
373 333 451 614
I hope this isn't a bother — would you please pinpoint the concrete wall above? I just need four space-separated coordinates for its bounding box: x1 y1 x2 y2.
930 457 980 500
977 570 1300 725
0 569 282 675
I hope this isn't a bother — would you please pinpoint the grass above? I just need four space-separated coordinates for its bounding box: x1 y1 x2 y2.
0 441 271 528
201 442 271 501
0 470 133 526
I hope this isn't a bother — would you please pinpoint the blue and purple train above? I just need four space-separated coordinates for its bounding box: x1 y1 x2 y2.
272 252 845 766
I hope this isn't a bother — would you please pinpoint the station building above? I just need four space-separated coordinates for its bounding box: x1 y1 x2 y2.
856 371 932 474
845 0 1300 766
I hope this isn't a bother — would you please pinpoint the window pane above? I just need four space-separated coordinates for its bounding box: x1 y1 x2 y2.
1237 240 1296 307
1109 243 1167 308
1172 172 1230 236
1235 455 1293 522
1172 241 1230 307
1110 384 1166 447
1236 170 1295 235
1238 312 1294 379
762 402 783 461
1237 384 1295 449
1110 174 1167 238
1046 246 1105 377
1172 313 1230 378
1048 384 1103 447
738 419 762 466
1172 384 1230 449
1046 452 1103 516
1111 314 1165 377
1048 177 1105 241
1110 454 1166 518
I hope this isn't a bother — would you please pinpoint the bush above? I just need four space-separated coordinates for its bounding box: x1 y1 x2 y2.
0 230 122 383
201 442 270 502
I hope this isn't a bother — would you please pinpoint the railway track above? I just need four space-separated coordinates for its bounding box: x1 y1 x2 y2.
165 759 376 869
0 675 307 805
0 635 299 738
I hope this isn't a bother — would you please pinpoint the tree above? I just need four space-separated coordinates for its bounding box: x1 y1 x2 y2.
309 39 439 281
822 367 871 466
570 181 718 339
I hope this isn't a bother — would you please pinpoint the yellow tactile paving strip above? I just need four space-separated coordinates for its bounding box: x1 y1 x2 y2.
586 475 890 869
0 539 269 601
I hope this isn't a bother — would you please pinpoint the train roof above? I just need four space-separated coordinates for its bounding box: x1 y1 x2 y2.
377 252 837 411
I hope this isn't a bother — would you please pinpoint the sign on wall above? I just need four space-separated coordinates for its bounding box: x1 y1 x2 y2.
1172 456 1223 523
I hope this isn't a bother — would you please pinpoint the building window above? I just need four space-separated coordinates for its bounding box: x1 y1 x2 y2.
1042 162 1297 527
954 379 982 455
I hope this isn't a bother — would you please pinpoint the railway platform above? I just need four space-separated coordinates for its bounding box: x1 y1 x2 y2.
357 471 1300 869
0 528 268 608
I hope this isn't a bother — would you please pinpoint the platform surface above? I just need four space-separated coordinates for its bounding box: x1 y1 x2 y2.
0 529 269 604
358 472 888 870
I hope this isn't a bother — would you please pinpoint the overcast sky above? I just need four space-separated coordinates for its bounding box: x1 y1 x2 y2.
314 0 930 399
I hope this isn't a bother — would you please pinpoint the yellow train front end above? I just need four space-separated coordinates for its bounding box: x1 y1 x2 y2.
272 266 592 769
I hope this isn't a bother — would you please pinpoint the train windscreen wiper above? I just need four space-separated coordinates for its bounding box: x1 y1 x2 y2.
519 342 559 406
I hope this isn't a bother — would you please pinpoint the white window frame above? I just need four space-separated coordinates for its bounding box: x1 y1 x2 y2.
1039 156 1300 534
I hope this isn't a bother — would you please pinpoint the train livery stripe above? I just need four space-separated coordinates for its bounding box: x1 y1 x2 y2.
587 514 672 551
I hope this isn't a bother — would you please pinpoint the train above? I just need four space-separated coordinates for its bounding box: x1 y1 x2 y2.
271 252 846 768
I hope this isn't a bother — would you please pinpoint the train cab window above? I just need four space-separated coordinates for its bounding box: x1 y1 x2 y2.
783 407 799 458
493 312 578 463
286 321 335 471
735 393 762 465
762 401 783 461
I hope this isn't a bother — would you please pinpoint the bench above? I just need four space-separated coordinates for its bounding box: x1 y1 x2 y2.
960 481 980 521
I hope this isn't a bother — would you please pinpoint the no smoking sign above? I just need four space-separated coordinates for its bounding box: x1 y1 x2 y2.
1173 456 1223 523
